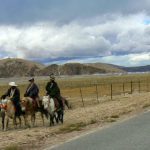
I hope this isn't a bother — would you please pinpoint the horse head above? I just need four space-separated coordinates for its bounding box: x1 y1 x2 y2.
0 97 13 111
42 96 50 110
0 99 8 111
20 97 32 112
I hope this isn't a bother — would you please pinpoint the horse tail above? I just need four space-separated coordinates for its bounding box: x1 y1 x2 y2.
62 97 71 109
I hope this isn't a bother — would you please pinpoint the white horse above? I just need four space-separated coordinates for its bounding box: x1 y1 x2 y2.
42 96 57 126
0 98 21 131
42 96 64 126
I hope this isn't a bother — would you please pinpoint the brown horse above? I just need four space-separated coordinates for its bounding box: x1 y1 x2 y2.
20 97 48 127
0 98 21 131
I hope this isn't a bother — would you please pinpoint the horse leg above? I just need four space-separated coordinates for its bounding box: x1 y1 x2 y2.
49 114 52 126
18 116 22 128
33 114 36 126
23 115 29 128
13 116 17 129
58 110 64 124
31 114 35 127
1 111 5 130
2 118 4 131
6 117 9 130
61 110 64 124
41 112 44 126
49 113 54 126
54 112 58 124
4 115 9 131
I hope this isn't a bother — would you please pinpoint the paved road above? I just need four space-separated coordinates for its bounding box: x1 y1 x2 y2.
49 111 150 150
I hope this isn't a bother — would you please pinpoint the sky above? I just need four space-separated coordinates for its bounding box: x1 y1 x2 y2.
0 0 150 66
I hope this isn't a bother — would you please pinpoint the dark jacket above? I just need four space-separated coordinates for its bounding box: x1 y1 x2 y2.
46 81 60 98
24 83 39 98
5 87 20 104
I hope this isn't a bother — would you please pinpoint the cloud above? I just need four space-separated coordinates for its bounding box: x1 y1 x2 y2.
0 12 150 66
0 0 150 24
130 53 150 62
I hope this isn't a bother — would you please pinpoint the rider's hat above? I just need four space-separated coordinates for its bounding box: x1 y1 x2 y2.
9 82 18 87
49 73 55 80
28 77 34 82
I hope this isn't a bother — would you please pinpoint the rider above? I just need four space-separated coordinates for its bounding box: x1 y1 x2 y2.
24 77 40 108
45 73 63 109
3 82 21 116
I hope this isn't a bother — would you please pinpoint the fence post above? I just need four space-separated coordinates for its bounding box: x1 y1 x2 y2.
96 84 99 103
123 82 125 95
110 83 113 100
138 80 141 93
131 81 133 94
80 88 85 107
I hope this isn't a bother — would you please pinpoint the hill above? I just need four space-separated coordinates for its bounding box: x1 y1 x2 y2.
0 58 44 77
0 58 149 78
38 62 126 76
86 63 125 73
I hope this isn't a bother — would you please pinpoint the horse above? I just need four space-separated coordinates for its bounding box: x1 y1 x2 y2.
0 98 22 131
42 96 64 126
20 97 48 127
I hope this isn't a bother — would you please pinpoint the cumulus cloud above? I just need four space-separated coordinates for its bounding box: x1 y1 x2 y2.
0 11 150 66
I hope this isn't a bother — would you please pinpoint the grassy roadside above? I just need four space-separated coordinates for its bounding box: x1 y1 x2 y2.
2 92 150 150
1 73 150 150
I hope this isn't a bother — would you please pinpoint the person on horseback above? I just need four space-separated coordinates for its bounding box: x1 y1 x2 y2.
3 82 22 116
45 73 63 109
24 77 40 108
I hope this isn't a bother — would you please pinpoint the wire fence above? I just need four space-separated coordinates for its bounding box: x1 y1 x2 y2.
61 80 150 108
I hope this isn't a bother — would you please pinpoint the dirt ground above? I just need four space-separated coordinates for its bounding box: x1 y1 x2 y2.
1 92 150 150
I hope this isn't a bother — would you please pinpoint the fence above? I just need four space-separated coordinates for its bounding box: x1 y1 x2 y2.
61 80 150 108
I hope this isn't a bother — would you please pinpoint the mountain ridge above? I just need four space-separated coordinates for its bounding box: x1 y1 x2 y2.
0 58 149 77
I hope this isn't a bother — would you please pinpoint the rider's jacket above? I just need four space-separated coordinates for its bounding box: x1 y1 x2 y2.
45 81 60 98
5 87 20 104
24 83 39 99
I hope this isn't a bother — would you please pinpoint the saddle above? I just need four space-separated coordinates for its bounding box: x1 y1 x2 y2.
53 97 64 110
32 99 37 108
31 97 41 110
53 98 59 109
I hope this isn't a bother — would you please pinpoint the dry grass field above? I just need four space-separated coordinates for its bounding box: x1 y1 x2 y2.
0 73 150 150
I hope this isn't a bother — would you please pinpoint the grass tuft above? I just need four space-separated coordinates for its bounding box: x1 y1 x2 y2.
58 122 87 133
89 119 97 124
4 144 22 150
110 115 120 119
142 103 150 108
